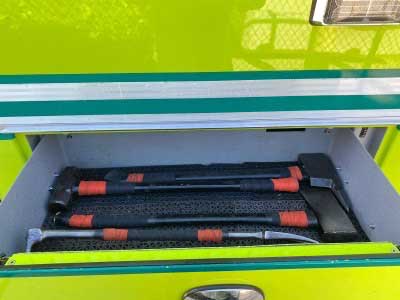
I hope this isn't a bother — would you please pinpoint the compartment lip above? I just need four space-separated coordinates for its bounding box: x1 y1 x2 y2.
2 253 400 278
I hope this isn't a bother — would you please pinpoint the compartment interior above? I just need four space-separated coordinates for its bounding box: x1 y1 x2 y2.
35 162 366 252
1 128 400 256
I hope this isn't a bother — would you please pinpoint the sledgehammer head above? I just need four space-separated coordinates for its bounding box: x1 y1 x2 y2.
26 228 43 252
48 167 80 213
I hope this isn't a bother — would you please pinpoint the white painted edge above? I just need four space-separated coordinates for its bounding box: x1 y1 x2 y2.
1 77 400 102
0 110 399 133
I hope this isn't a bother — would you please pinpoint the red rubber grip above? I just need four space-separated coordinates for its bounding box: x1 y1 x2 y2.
288 166 303 181
69 214 94 228
279 211 309 228
126 173 144 183
197 229 223 243
103 228 128 241
271 178 299 192
78 181 107 196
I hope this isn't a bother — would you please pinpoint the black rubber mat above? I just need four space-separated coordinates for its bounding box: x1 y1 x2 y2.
33 162 367 252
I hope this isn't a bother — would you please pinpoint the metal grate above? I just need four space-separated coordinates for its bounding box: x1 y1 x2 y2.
33 162 368 252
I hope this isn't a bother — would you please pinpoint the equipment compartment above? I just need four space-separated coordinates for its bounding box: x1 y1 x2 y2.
34 162 366 252
0 128 399 256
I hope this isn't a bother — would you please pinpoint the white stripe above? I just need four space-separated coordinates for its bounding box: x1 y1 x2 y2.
0 77 400 102
1 110 399 133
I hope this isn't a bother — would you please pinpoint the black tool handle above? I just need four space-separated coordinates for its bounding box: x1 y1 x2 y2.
76 181 138 196
108 166 303 184
101 228 223 242
76 178 299 196
180 168 293 182
55 211 318 229
240 178 299 193
127 172 176 184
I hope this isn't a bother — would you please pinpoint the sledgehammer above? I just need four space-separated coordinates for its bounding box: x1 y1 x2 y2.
47 153 349 213
48 172 299 213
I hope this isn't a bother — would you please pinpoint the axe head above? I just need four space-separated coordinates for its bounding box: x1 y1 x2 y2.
299 153 351 212
301 187 359 242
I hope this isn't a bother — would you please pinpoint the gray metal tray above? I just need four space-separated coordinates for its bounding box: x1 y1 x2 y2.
0 128 399 255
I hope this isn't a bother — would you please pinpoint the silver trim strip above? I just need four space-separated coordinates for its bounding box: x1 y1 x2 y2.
1 110 399 133
1 77 400 101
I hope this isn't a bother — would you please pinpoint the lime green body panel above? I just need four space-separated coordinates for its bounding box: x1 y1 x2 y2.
7 242 398 266
1 265 400 300
4 243 399 300
0 134 31 200
1 1 400 295
1 0 400 75
1 0 400 118
375 126 400 193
